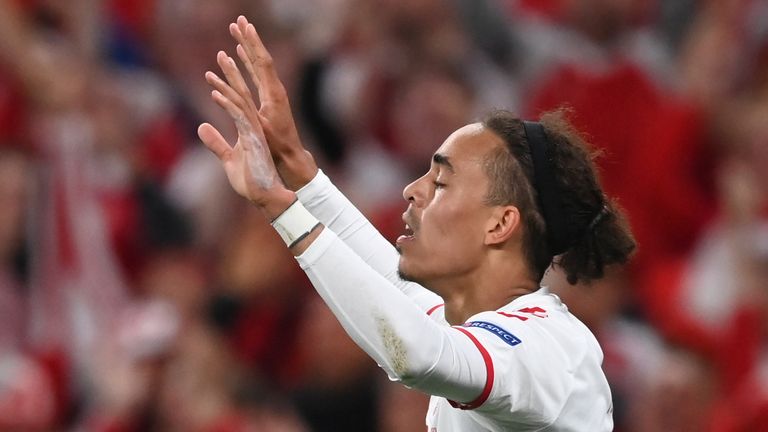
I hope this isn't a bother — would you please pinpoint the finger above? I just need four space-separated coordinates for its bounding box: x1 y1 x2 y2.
217 50 251 98
242 23 285 102
211 89 245 122
232 16 256 59
236 15 249 33
197 123 231 160
230 20 248 50
236 44 261 90
216 51 254 106
230 24 266 102
205 71 248 108
231 19 258 68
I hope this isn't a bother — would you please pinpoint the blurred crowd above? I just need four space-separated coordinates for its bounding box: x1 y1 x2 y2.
0 0 766 430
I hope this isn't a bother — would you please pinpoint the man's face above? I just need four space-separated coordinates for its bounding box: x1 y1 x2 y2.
396 123 502 288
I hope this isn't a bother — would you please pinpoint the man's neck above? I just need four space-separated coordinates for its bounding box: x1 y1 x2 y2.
431 258 539 325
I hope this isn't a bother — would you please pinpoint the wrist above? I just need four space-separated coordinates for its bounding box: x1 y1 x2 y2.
269 198 322 250
275 150 318 190
256 188 298 221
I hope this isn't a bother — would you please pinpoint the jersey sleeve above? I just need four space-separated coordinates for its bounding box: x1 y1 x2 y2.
454 309 593 423
295 170 442 311
297 228 492 404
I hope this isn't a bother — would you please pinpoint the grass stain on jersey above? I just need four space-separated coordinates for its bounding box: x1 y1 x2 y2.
375 315 409 378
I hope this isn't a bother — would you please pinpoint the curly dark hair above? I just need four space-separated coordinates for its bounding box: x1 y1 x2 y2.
481 109 636 284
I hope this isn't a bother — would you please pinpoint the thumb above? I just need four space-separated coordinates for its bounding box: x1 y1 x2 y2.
198 123 231 160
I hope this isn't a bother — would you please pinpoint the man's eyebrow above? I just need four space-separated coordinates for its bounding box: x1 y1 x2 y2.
432 153 454 173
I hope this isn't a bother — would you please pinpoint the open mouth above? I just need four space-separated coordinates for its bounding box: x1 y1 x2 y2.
396 216 416 245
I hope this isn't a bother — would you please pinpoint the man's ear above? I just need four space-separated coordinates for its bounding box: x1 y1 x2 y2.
484 206 521 245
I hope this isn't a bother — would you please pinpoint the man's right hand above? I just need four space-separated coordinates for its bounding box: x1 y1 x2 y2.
212 15 318 190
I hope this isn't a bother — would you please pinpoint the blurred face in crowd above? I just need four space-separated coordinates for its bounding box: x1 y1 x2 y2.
397 124 507 291
564 0 653 42
391 69 473 175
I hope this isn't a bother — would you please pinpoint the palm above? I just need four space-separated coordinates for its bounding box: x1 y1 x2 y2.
222 139 252 200
198 117 280 204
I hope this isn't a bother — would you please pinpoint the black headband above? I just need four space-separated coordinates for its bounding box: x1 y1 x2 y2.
522 121 570 255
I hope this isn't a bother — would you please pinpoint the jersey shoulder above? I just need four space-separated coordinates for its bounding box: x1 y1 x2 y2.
453 290 606 426
458 289 599 375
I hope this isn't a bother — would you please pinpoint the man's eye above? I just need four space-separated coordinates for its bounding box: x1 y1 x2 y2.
433 181 446 189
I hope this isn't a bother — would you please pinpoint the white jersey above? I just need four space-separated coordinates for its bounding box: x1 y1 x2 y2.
295 171 613 431
424 292 612 431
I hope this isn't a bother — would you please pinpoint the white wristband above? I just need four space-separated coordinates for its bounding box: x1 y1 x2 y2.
271 199 321 248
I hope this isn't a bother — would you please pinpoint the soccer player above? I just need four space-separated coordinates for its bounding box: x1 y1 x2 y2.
197 15 636 431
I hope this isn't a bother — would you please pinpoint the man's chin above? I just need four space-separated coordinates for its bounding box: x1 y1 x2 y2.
397 258 419 283
397 252 427 284
397 268 417 283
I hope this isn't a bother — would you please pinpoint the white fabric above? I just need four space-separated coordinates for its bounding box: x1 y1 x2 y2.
297 229 486 402
270 200 320 247
294 170 613 431
296 170 443 311
425 291 613 431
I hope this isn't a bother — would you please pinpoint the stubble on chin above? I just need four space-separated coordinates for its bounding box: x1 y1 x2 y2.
397 268 417 282
395 246 417 282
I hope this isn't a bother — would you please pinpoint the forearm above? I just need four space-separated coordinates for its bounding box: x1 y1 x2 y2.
274 148 318 191
294 228 484 401
295 169 442 310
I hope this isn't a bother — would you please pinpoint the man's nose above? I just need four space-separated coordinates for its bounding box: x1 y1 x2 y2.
402 177 420 204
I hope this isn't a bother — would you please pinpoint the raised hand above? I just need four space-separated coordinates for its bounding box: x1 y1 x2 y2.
224 15 318 190
198 50 293 217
